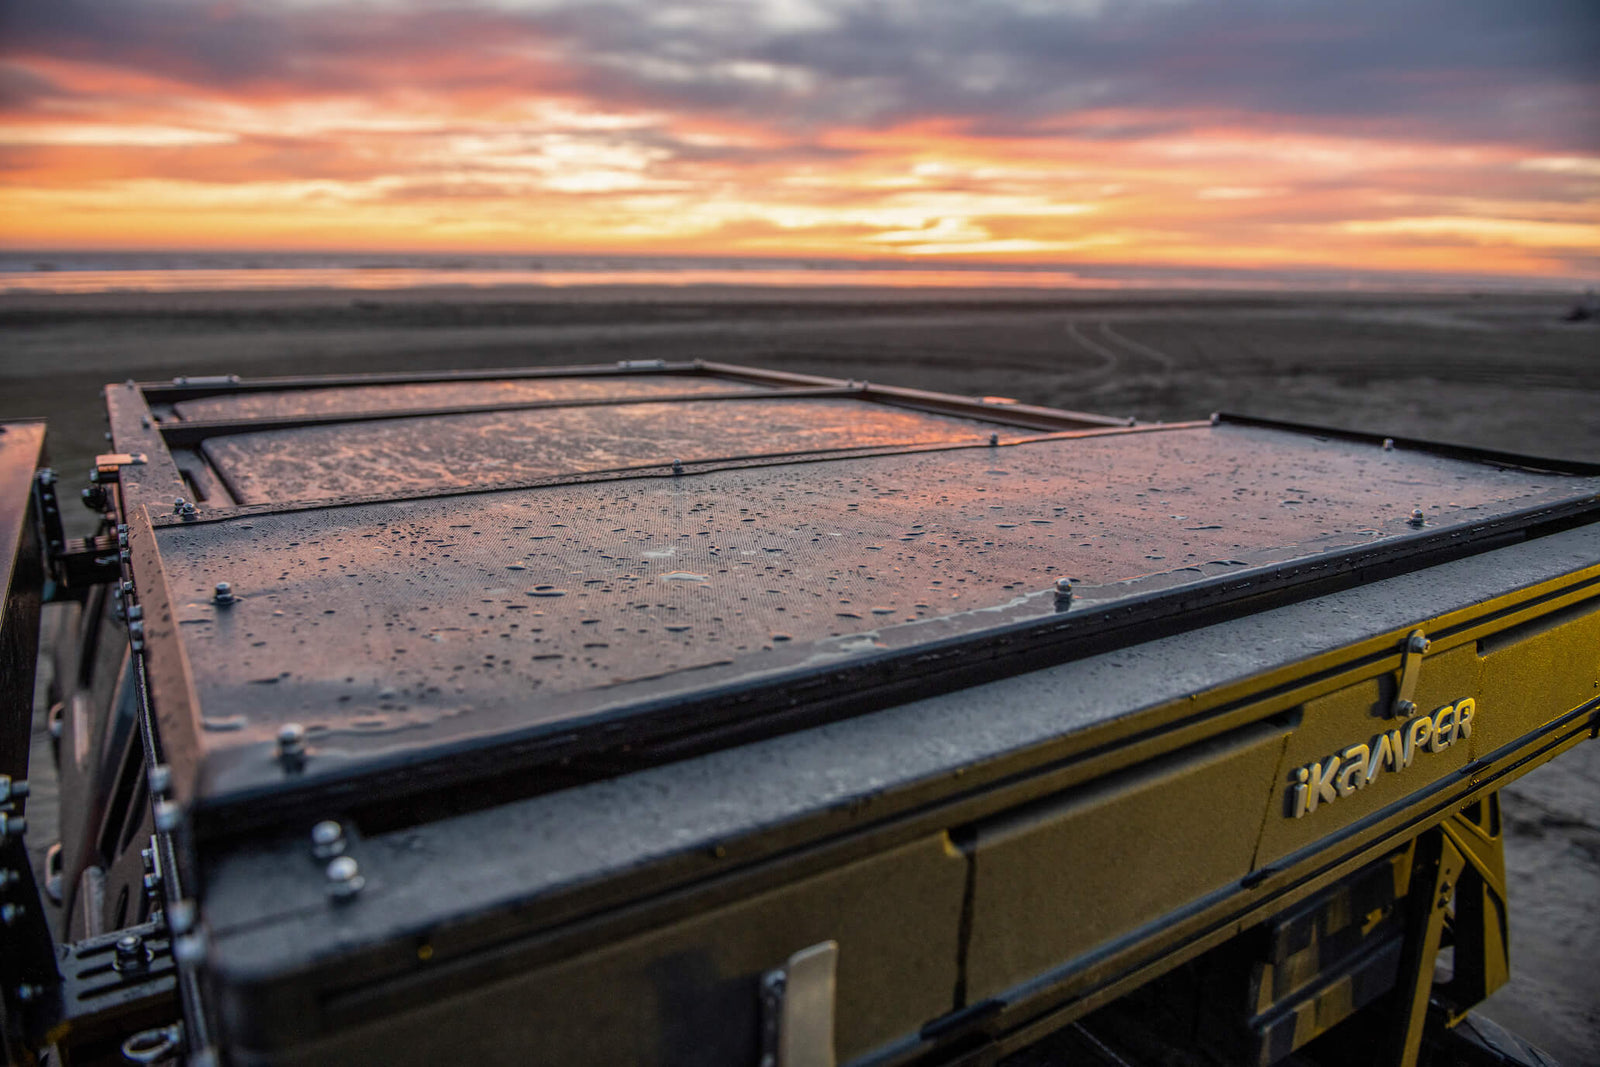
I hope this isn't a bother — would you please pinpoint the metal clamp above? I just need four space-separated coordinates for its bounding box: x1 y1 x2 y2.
1391 629 1430 718
758 941 838 1067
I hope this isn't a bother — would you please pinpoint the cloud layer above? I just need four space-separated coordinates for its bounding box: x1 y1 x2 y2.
2 0 1596 277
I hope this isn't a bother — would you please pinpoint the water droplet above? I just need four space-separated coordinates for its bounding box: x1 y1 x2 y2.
527 587 568 597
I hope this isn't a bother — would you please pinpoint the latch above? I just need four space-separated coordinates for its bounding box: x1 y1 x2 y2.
1391 629 1430 718
758 941 838 1067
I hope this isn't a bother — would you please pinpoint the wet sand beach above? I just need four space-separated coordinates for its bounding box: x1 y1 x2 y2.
5 285 1597 1062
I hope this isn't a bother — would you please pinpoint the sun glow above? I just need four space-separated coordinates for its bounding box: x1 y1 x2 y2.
0 1 1594 281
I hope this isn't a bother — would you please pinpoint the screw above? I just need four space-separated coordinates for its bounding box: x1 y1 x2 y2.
148 764 171 795
213 581 236 605
278 723 307 767
1408 507 1426 527
1407 634 1430 654
326 856 365 900
311 820 346 860
114 933 148 973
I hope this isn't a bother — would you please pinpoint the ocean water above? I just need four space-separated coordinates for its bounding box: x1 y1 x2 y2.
0 251 1571 294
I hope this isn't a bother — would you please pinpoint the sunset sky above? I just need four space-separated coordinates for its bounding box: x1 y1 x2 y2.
1 0 1596 280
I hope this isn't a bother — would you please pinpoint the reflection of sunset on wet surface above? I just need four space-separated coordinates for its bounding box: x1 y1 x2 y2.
1 1 1595 282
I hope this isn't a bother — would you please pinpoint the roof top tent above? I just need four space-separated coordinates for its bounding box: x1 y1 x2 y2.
5 363 1599 1067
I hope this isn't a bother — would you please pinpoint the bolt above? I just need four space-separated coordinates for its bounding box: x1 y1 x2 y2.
1407 634 1430 655
14 984 43 1003
143 872 162 894
153 800 180 833
121 579 134 595
167 900 196 935
213 581 236 605
1408 507 1426 527
1054 576 1074 596
173 498 186 513
179 501 197 520
278 723 307 767
326 855 365 901
1 902 24 925
1382 438 1395 451
148 764 171 795
0 813 25 839
989 432 999 446
0 869 18 890
114 933 148 973
671 459 684 475
311 820 346 860
127 604 143 621
1396 699 1417 717
173 932 206 964
128 621 145 641
0 775 27 804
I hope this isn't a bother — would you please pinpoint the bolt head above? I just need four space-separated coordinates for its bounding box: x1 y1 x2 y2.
326 856 365 900
153 800 180 833
173 933 207 964
311 820 346 859
147 763 171 794
1397 699 1417 717
1407 634 1430 654
167 900 197 935
278 722 307 753
213 581 237 605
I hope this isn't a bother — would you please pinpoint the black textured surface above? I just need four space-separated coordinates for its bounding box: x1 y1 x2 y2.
147 421 1600 804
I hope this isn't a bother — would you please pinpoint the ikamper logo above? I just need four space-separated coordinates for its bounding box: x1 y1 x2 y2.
1290 699 1476 819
